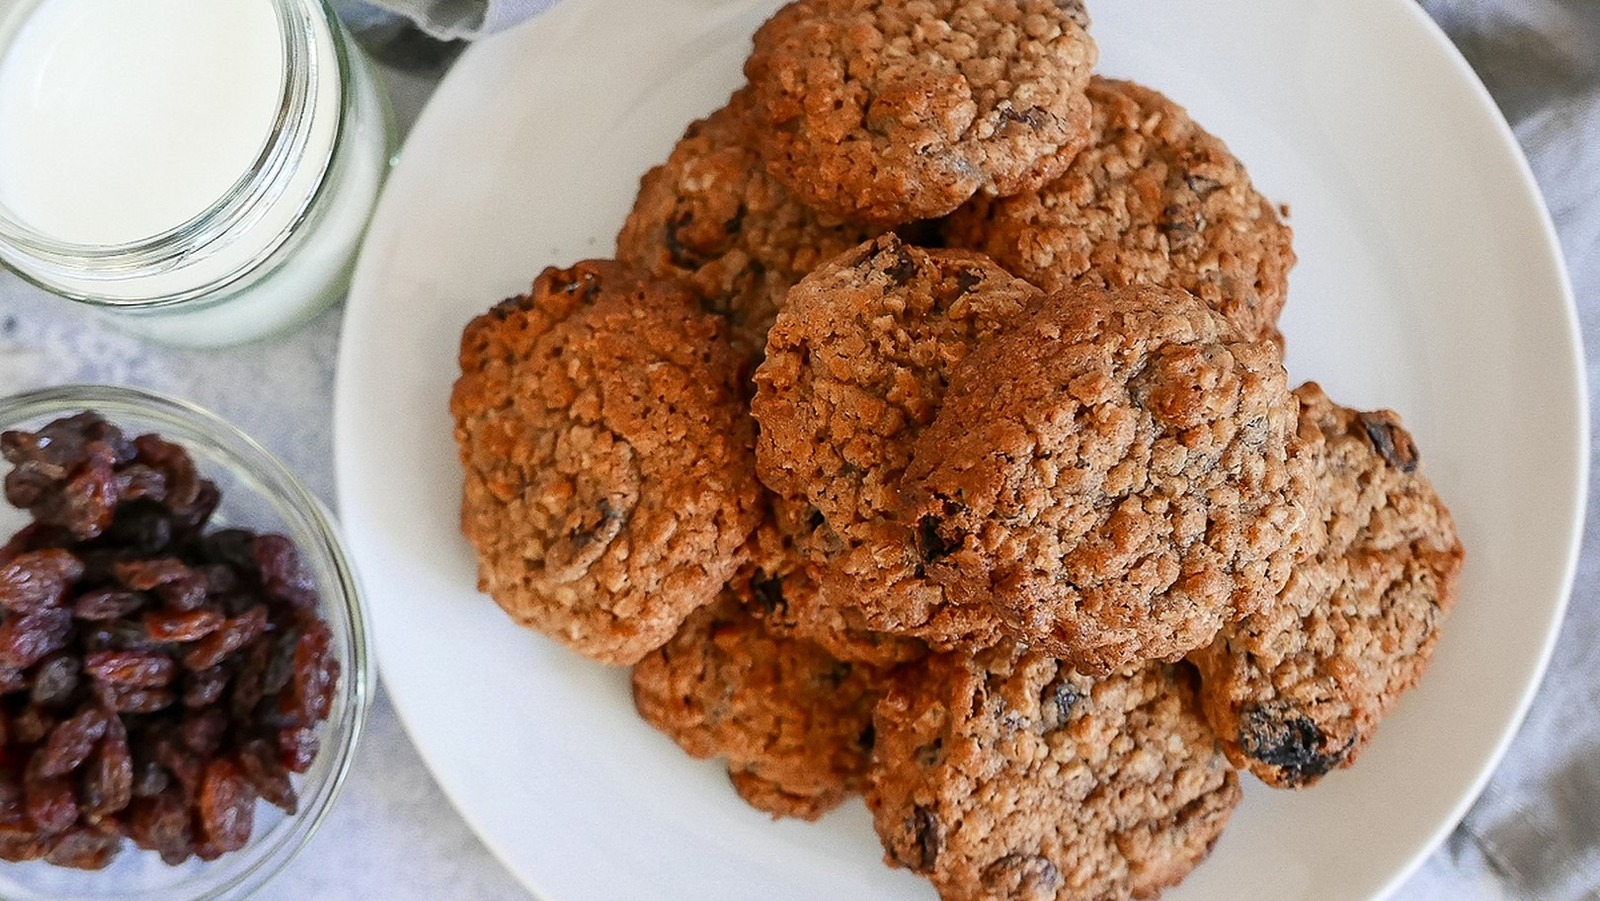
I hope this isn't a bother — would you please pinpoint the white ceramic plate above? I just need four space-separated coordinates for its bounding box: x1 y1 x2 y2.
332 1 1587 899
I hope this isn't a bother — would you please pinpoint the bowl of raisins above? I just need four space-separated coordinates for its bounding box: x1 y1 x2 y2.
0 385 372 899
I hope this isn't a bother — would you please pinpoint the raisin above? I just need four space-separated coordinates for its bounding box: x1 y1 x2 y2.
38 706 108 777
1184 174 1223 197
277 725 319 773
750 577 785 615
112 557 192 593
97 500 171 556
151 735 202 802
84 619 160 653
0 608 72 669
128 790 193 865
201 564 239 596
0 523 66 565
94 684 175 715
181 709 227 757
908 806 942 872
981 853 1062 895
43 825 120 869
282 623 337 724
71 589 144 621
132 434 200 513
237 740 297 815
182 666 229 709
181 605 267 670
84 650 176 687
1239 702 1353 786
143 609 223 642
0 549 83 613
884 242 919 285
197 758 254 854
0 833 50 862
200 529 257 577
29 653 79 707
1040 676 1081 729
1054 0 1089 29
168 481 220 540
253 534 318 610
113 464 166 505
1359 411 1420 473
231 642 271 721
129 752 169 799
23 773 76 834
154 570 209 613
261 629 298 697
954 268 984 296
46 451 120 541
11 707 54 744
915 515 955 564
81 717 132 819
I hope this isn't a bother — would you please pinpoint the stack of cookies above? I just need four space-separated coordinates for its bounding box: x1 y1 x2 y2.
450 1 1466 898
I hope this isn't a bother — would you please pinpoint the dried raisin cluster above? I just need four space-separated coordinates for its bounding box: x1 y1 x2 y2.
0 412 339 869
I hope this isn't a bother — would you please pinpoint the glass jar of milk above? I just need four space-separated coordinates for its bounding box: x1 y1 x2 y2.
0 0 392 348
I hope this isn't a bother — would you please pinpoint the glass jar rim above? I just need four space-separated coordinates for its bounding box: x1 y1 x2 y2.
0 0 337 303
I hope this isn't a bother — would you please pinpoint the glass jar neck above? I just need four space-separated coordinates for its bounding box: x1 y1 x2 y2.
0 0 342 308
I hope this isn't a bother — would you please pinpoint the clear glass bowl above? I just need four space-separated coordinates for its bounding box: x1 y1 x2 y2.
0 384 372 900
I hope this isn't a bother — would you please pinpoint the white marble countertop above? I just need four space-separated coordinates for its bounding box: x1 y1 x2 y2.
0 7 1595 897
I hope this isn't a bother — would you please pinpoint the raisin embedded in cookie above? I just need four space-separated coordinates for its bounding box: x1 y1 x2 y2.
631 595 885 820
745 0 1097 226
1189 383 1464 788
741 504 929 668
616 88 883 361
900 284 1312 674
751 234 1043 647
867 643 1240 901
451 261 762 665
943 77 1296 345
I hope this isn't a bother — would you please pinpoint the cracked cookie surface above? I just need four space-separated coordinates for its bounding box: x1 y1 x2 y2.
1189 382 1464 787
745 0 1097 225
631 595 886 820
901 284 1311 673
867 643 1240 901
616 88 883 361
943 77 1295 345
751 234 1043 648
452 261 761 665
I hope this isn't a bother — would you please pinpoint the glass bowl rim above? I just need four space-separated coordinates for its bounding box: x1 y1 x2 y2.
0 383 373 899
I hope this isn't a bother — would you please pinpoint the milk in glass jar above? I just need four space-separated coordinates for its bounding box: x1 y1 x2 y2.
0 0 392 347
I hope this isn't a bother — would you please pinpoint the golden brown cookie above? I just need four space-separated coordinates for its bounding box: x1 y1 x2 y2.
631 595 886 820
867 643 1240 901
943 77 1295 345
615 88 883 361
745 0 1097 226
1189 383 1464 787
740 504 929 668
451 261 761 665
751 234 1043 648
900 285 1313 674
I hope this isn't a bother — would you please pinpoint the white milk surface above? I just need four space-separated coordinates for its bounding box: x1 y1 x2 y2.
0 0 285 245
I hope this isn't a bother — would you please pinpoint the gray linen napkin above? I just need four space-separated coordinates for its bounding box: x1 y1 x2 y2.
1408 5 1600 898
334 0 1600 897
343 0 556 40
